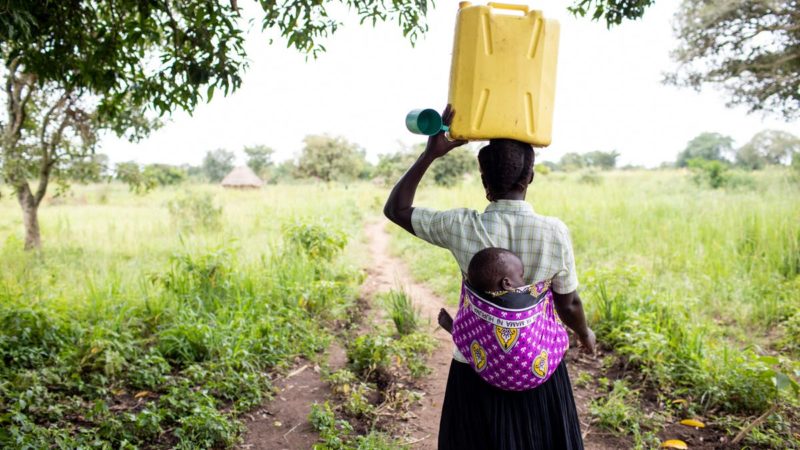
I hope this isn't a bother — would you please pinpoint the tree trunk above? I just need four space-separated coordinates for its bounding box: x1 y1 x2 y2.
17 184 41 250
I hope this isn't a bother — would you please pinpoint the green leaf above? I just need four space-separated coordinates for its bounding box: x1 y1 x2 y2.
758 355 779 365
774 372 791 391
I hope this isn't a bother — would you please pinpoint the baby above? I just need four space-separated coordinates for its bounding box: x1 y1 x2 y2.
438 247 529 333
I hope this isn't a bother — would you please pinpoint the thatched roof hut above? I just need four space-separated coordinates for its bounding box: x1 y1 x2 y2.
221 166 263 189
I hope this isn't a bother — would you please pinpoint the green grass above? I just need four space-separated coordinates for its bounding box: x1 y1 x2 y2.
386 169 800 447
0 183 378 448
379 289 421 336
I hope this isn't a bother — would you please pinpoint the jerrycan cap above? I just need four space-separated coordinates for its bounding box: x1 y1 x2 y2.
405 108 449 136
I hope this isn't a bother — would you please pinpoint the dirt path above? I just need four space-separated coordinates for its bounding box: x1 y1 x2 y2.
238 344 347 450
360 221 454 449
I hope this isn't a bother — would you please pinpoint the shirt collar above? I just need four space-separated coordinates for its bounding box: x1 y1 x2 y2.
484 199 534 213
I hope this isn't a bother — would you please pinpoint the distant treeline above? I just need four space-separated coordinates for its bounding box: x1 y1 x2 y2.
90 129 800 192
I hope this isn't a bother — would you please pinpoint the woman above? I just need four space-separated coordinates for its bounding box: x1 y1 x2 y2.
384 106 595 450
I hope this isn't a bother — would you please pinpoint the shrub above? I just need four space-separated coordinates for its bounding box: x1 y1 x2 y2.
127 350 171 390
589 379 641 433
166 192 223 232
347 332 435 382
0 307 69 369
688 158 730 188
578 171 602 185
778 310 800 355
159 247 233 306
283 221 347 261
309 401 353 450
534 163 551 175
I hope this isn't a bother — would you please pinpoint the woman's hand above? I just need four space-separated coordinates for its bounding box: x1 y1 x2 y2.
422 104 467 159
577 328 596 355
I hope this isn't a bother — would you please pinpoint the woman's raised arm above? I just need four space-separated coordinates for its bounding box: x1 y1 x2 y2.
383 105 466 234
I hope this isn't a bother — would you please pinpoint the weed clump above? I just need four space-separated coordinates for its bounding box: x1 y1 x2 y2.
380 289 420 336
284 221 347 260
309 401 405 450
167 191 223 231
589 379 660 449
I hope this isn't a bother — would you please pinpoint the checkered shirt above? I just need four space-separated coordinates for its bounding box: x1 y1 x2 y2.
411 199 579 362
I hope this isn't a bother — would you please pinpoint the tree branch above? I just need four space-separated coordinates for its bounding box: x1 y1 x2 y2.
34 92 71 206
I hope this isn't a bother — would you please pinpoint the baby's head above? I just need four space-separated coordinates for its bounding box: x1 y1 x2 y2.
467 247 526 294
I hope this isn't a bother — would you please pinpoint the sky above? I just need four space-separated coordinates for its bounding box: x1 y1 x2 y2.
102 1 799 168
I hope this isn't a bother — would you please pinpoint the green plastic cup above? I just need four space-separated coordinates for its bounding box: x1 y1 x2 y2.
406 108 449 135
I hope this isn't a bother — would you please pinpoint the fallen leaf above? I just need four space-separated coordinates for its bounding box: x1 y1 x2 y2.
134 391 152 399
680 419 705 428
661 439 688 449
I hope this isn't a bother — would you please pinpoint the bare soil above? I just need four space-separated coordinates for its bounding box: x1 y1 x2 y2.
238 342 347 450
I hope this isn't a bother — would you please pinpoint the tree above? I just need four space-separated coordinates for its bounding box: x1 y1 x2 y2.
568 0 655 27
143 164 187 187
375 149 421 185
295 135 368 182
269 160 298 184
584 150 620 170
736 130 800 170
202 149 235 183
244 145 274 178
666 1 800 119
559 152 587 171
115 162 156 194
63 153 109 184
676 132 733 167
432 147 476 186
1 1 432 250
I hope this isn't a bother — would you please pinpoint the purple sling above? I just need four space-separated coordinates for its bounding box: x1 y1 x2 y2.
451 279 569 391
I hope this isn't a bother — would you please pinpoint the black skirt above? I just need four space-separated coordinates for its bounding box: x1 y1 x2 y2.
438 359 584 450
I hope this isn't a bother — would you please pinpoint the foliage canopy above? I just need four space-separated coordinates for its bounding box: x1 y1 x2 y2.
676 132 733 167
296 135 369 182
667 0 800 119
736 130 800 170
202 149 236 183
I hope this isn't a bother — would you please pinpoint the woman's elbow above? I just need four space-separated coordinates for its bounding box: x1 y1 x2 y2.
383 202 396 223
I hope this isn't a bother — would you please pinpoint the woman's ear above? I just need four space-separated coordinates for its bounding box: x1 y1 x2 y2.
481 174 494 201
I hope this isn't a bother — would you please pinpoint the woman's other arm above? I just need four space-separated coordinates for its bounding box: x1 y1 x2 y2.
553 291 596 354
384 105 466 234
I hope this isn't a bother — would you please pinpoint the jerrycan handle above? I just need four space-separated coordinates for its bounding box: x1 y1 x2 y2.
487 2 530 14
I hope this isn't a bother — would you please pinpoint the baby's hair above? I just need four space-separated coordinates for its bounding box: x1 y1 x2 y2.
467 247 523 293
477 139 535 200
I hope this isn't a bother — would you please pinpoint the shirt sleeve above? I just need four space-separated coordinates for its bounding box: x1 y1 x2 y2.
551 221 579 294
410 207 457 249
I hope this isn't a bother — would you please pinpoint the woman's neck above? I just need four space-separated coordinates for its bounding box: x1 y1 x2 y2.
492 190 526 201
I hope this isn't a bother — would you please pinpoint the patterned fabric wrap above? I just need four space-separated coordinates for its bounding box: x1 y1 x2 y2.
451 279 569 391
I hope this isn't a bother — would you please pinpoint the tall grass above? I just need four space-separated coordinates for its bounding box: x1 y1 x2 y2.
380 288 420 336
0 183 377 448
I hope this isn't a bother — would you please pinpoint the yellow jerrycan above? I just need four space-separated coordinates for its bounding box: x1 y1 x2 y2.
447 2 560 147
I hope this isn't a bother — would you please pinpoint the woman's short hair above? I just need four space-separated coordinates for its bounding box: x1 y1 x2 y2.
477 139 535 200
